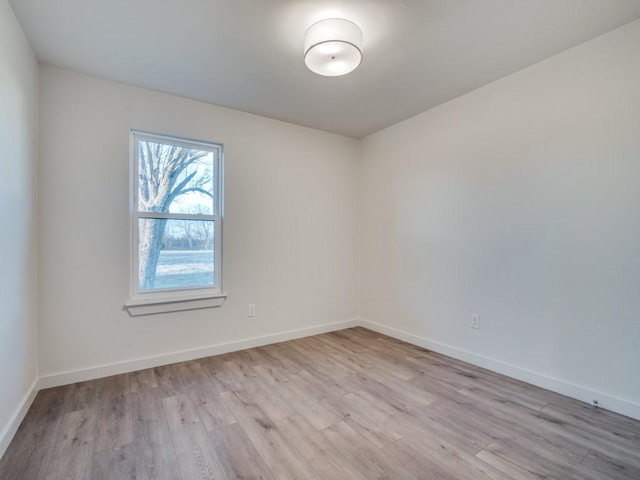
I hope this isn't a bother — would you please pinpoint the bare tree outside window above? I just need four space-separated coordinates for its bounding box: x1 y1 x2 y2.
132 132 223 296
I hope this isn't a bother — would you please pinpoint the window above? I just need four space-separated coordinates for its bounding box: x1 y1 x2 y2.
125 131 224 315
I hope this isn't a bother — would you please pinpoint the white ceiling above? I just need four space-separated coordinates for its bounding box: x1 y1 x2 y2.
10 0 640 138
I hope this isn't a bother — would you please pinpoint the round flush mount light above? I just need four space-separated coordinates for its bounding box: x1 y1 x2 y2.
304 18 363 77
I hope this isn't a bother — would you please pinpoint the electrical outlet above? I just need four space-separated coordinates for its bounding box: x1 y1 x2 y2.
248 304 256 317
592 399 599 407
470 313 480 329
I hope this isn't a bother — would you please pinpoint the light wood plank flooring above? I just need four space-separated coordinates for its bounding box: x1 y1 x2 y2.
1 327 639 479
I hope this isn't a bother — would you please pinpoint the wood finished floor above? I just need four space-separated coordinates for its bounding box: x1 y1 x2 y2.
1 328 639 479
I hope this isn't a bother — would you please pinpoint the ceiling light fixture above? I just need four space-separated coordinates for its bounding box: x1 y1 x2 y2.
304 18 363 77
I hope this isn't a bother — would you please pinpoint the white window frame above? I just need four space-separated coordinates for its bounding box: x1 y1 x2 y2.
125 130 225 316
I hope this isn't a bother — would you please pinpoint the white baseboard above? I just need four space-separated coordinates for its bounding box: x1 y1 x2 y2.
359 318 640 421
0 377 39 460
38 318 359 390
6 315 637 463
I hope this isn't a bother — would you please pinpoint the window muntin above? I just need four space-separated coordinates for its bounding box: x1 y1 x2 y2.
131 131 223 300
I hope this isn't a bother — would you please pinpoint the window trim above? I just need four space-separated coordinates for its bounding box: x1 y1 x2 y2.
125 130 225 315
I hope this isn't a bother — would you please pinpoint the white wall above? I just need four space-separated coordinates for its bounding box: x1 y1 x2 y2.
360 20 640 418
24 10 640 425
38 67 359 379
0 0 39 455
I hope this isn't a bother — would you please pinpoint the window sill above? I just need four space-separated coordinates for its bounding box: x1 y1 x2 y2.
124 293 227 316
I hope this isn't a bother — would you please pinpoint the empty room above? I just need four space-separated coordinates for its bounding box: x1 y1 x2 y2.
1 0 639 478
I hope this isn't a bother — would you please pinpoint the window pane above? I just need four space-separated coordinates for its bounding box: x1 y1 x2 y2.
137 139 217 215
138 218 215 291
